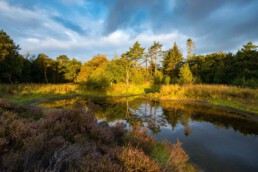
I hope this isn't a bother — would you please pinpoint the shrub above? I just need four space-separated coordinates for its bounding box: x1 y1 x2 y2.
154 71 164 84
119 144 159 172
0 100 196 171
164 140 189 172
163 76 171 85
125 122 157 154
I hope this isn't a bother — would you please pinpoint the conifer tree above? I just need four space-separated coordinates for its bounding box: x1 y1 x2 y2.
147 41 163 76
179 63 194 84
162 42 183 79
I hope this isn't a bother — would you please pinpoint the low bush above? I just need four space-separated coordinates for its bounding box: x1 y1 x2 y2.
0 100 196 171
119 144 160 172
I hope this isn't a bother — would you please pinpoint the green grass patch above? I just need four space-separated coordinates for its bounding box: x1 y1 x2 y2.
209 99 258 115
150 143 170 164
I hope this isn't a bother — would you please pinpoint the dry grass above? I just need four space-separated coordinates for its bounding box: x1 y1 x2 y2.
105 82 151 95
0 83 79 96
147 84 258 114
156 84 258 100
0 83 150 99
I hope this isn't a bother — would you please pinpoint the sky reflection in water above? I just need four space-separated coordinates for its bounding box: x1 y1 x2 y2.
40 97 258 172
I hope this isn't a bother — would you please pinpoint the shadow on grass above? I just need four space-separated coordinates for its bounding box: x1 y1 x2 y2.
144 84 161 93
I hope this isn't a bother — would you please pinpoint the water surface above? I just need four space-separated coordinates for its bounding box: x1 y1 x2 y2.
39 97 258 172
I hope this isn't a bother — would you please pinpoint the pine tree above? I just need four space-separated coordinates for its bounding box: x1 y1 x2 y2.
186 38 195 61
162 43 183 79
147 41 163 76
0 30 22 83
122 41 145 85
179 63 193 84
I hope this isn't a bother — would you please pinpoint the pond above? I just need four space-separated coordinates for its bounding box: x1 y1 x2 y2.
39 96 258 172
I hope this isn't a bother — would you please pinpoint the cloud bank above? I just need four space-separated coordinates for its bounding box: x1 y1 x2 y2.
0 0 257 61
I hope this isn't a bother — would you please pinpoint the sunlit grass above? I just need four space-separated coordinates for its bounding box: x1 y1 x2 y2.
0 83 150 104
148 84 257 100
147 84 258 114
105 82 151 96
0 83 79 96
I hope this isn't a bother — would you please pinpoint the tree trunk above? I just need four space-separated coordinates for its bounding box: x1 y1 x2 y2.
126 66 129 85
154 57 157 76
8 75 12 84
150 56 153 77
44 67 48 84
145 57 148 72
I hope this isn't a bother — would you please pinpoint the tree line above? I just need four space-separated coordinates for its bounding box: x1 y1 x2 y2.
1 29 258 88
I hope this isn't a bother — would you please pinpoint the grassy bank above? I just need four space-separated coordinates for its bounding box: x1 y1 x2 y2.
0 100 196 171
0 83 150 104
1 83 257 115
147 84 258 115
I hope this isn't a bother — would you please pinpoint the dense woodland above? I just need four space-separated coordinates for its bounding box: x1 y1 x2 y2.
1 29 258 88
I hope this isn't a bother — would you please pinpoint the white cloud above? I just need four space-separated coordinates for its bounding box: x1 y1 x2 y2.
19 29 188 62
0 1 189 62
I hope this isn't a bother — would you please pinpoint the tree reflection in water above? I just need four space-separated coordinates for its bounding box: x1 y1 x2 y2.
39 97 258 136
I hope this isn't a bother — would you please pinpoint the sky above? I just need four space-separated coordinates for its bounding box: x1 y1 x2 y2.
1 0 258 62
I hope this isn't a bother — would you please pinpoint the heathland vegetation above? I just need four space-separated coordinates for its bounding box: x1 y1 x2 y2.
0 100 196 171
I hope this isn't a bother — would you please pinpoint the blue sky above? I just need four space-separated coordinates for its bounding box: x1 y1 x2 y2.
1 0 258 61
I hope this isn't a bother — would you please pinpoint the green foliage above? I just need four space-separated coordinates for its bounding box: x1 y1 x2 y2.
241 42 258 52
106 58 126 84
147 41 163 76
162 42 183 80
163 76 171 85
122 41 145 85
0 30 22 83
56 55 69 82
56 56 81 83
77 55 108 84
154 70 163 84
123 41 145 63
0 28 257 89
130 68 145 84
186 43 258 88
179 63 194 84
32 53 56 83
64 58 81 82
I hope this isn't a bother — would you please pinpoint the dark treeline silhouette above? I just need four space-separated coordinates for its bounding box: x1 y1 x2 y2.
1 29 258 87
0 30 81 84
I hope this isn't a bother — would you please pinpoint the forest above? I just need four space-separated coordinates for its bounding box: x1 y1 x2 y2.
1 29 258 88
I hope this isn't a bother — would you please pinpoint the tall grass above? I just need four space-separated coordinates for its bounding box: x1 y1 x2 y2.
149 84 258 101
105 83 151 95
147 84 258 114
0 83 79 96
0 83 150 97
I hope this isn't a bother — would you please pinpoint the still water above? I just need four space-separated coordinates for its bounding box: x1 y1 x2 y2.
39 96 258 172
